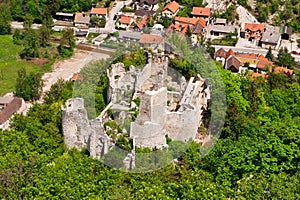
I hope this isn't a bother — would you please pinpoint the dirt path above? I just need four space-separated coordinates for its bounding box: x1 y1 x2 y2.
41 49 110 94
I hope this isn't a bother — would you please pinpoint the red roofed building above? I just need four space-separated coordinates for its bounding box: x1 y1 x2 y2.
166 17 206 43
214 48 275 74
90 8 107 18
74 12 90 27
118 16 133 29
135 16 148 31
0 97 22 125
226 49 235 59
139 34 164 51
175 17 206 27
162 1 180 18
274 67 294 77
257 55 273 70
71 73 78 81
191 7 210 19
242 23 264 40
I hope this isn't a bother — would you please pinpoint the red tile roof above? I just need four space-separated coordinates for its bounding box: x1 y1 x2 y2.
120 16 132 25
191 7 210 17
166 23 189 34
257 54 273 70
226 49 235 58
175 17 206 27
139 34 163 44
274 67 294 76
163 1 180 13
137 16 148 30
235 52 256 59
71 73 78 81
90 8 107 15
244 23 264 32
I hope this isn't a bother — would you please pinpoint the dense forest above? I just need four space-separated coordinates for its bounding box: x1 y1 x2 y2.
1 34 300 198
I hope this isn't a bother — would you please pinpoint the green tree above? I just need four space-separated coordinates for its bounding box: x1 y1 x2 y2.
266 46 274 61
90 15 100 27
277 47 296 68
0 3 11 35
58 28 75 58
23 13 34 29
13 29 23 45
39 23 51 47
20 28 40 58
15 67 30 100
15 67 44 101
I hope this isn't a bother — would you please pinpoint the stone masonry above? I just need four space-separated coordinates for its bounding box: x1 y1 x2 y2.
61 98 113 159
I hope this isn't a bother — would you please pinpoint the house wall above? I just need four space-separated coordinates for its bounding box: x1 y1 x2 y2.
162 10 177 18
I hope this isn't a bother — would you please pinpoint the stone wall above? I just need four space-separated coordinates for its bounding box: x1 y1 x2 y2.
130 87 167 148
135 63 152 91
62 98 113 159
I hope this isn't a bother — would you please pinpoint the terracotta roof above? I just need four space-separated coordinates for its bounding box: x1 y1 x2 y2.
257 54 273 70
71 73 78 81
235 52 256 59
90 8 107 15
137 16 148 30
120 16 132 25
191 7 210 17
226 49 235 58
163 1 180 13
274 67 294 76
175 17 201 26
244 23 264 32
0 98 22 124
166 23 189 34
139 34 163 44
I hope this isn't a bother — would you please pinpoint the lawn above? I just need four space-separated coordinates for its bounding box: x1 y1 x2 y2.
211 38 238 46
0 35 50 95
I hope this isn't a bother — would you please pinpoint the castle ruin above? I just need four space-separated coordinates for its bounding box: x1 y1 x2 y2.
62 59 211 161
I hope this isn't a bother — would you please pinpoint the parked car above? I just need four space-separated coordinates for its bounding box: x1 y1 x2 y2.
291 51 299 55
113 2 117 7
113 15 117 20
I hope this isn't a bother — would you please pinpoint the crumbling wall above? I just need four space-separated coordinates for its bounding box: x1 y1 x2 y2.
135 63 152 91
62 98 91 150
130 122 165 148
62 98 113 159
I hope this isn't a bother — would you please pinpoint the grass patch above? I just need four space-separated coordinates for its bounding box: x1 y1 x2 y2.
211 38 238 46
0 35 51 95
87 32 100 40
